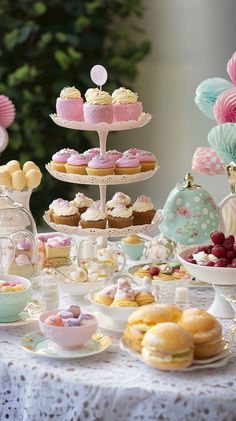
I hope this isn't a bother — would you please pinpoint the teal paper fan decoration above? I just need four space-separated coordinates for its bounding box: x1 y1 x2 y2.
195 78 233 120
208 123 236 163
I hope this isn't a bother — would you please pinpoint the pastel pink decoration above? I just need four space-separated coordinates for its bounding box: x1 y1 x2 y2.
39 310 98 349
116 156 140 168
52 149 76 162
67 153 89 165
136 150 156 162
192 147 225 176
214 87 236 124
106 150 122 164
83 103 113 123
15 254 31 266
88 155 114 169
227 52 236 86
112 102 142 122
0 95 16 128
90 65 108 87
123 148 138 156
46 237 71 247
56 97 84 121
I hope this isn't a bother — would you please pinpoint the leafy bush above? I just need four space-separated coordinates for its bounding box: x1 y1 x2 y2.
0 0 150 223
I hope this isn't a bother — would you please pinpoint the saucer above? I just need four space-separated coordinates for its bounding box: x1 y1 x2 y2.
21 330 112 359
0 300 45 328
120 337 230 371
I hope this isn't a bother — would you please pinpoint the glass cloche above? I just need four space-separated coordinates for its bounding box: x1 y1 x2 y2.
0 188 39 277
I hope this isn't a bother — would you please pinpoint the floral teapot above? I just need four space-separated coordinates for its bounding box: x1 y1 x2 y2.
159 173 221 245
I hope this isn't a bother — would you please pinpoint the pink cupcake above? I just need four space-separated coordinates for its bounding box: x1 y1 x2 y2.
56 87 84 121
83 148 100 160
112 88 143 122
214 87 236 124
123 148 139 157
84 88 113 123
86 155 114 176
51 148 77 172
115 156 141 175
106 150 123 165
135 150 157 172
65 153 90 175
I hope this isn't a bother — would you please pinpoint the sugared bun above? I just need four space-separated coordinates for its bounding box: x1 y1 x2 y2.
12 170 26 191
178 308 222 358
23 161 40 173
158 304 182 323
25 169 42 189
5 160 20 174
123 304 172 352
141 322 194 371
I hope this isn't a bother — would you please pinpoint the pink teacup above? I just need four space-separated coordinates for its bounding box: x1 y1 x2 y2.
39 310 98 350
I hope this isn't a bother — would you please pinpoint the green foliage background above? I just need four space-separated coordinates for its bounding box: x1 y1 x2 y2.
0 0 150 224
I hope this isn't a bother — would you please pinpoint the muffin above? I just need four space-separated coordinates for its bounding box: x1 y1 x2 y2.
83 88 113 123
56 86 84 121
48 198 66 222
65 153 90 175
132 195 156 225
86 155 114 176
70 192 93 214
83 148 100 160
105 150 123 165
112 87 143 122
108 204 133 228
136 150 157 172
106 192 131 210
52 200 80 226
123 148 139 156
115 156 141 175
80 201 107 229
51 148 77 172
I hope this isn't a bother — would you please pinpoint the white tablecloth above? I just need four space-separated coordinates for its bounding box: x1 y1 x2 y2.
0 287 236 421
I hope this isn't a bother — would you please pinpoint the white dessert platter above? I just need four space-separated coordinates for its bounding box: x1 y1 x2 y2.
45 163 159 185
43 211 162 239
50 112 152 132
178 245 236 319
120 337 230 371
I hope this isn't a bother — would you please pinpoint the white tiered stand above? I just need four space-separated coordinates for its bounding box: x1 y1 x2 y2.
44 112 161 239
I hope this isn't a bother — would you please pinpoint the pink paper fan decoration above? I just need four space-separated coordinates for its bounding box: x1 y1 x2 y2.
192 147 225 176
0 95 16 128
227 52 236 86
214 87 236 124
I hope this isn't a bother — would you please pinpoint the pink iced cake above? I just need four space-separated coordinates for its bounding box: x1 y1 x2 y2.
56 86 84 121
38 234 73 267
112 87 143 122
115 156 141 175
86 155 114 176
83 88 113 124
51 148 77 172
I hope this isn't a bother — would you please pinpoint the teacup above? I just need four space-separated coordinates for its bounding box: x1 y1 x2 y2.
120 239 145 261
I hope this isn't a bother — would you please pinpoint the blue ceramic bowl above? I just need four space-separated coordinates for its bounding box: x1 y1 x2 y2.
120 241 145 261
0 275 32 322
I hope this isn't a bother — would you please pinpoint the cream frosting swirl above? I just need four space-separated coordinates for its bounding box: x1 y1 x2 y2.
60 86 81 99
108 204 132 218
192 251 209 266
71 193 93 208
53 200 77 216
132 195 154 212
85 88 112 105
112 87 138 104
81 203 106 221
107 192 131 208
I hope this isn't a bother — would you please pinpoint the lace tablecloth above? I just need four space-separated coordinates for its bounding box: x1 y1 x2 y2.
0 287 236 421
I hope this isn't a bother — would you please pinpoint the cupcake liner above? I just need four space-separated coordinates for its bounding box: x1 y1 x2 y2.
78 206 88 214
86 167 114 176
80 218 107 229
108 215 134 228
140 162 156 172
114 166 141 175
53 213 80 226
51 161 66 173
65 164 87 175
133 209 156 225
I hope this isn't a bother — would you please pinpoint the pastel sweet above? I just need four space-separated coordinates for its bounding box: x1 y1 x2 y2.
65 153 90 175
192 147 225 176
59 311 74 319
195 78 233 120
23 161 40 173
0 95 16 128
83 148 100 159
214 87 236 124
135 150 157 172
115 156 141 175
80 201 107 229
77 313 96 325
66 305 81 318
51 148 77 172
108 204 133 228
45 314 63 326
52 200 80 226
70 192 93 213
12 170 26 191
112 87 143 122
106 150 123 164
56 86 84 121
25 169 42 189
63 317 81 327
107 192 131 209
86 155 114 176
84 88 113 123
227 52 236 86
132 195 156 225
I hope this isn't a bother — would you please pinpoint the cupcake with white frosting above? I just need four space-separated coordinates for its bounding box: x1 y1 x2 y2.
108 204 133 228
51 199 80 226
80 201 107 229
84 88 113 123
132 195 156 225
70 192 93 214
112 87 143 122
56 86 84 121
106 192 131 210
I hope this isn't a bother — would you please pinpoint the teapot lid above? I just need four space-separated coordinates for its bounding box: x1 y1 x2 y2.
180 173 201 190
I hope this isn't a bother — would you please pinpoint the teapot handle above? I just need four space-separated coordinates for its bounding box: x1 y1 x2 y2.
218 193 236 232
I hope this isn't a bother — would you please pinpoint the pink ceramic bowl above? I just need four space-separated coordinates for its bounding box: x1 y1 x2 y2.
39 310 98 349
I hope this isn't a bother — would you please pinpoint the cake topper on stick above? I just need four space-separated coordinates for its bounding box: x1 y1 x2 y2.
90 65 108 90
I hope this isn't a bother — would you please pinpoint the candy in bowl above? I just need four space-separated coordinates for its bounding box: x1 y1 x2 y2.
0 275 32 322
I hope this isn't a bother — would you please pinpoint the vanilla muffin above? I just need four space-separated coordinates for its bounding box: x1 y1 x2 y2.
106 192 131 210
107 204 133 228
132 195 156 225
80 201 107 229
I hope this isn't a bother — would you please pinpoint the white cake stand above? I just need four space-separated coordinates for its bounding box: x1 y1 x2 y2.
178 245 236 319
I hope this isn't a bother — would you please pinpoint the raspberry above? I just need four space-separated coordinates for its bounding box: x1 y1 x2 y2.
212 245 227 258
194 245 208 254
223 239 234 251
206 261 215 267
185 256 197 264
227 235 235 243
233 243 236 253
214 258 228 267
149 266 160 276
206 245 213 254
227 264 233 268
231 259 236 268
226 251 236 262
210 230 225 244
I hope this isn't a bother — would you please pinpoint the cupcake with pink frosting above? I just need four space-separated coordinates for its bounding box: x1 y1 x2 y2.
123 148 139 157
135 150 157 172
56 86 84 121
84 88 113 123
132 195 156 225
65 153 90 175
214 87 236 124
51 148 77 172
70 192 93 214
106 192 131 210
106 149 123 164
112 88 143 122
115 156 141 175
83 148 100 160
108 204 133 228
86 155 114 176
80 201 107 229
